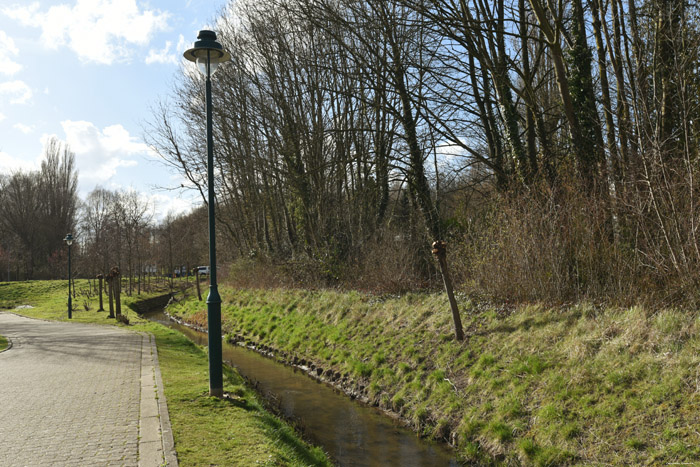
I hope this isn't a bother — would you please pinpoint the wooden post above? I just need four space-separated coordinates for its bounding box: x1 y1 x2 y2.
432 241 464 341
112 266 122 318
194 268 202 301
106 274 115 318
97 274 104 311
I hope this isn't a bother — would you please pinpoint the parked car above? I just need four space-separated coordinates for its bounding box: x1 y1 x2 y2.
196 266 210 276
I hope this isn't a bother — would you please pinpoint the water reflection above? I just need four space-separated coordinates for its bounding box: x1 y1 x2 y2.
145 310 460 466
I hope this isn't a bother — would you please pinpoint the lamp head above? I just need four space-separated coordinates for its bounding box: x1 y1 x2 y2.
64 234 73 246
183 30 231 76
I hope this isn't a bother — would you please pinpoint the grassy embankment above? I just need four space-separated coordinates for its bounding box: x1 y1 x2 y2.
0 334 8 351
0 280 330 467
167 286 700 465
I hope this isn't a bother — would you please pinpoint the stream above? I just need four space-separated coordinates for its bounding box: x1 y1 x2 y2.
143 309 460 466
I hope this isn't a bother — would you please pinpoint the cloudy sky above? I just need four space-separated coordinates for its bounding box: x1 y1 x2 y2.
0 0 226 219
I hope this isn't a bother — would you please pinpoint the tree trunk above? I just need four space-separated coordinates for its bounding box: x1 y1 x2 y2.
494 0 528 183
520 0 539 180
433 241 464 341
528 0 587 178
388 30 463 342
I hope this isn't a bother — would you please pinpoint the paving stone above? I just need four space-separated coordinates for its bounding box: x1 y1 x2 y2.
0 313 176 466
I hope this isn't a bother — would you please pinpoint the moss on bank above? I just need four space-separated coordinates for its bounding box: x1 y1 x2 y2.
168 287 700 465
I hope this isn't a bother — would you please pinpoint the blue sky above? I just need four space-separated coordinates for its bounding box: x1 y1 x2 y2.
0 0 227 219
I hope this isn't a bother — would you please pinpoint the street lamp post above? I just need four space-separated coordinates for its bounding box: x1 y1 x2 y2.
64 234 73 319
184 30 230 398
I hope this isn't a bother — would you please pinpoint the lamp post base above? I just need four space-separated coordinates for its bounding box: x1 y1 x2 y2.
206 286 223 397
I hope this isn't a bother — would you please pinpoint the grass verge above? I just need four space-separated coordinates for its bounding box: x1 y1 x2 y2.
138 321 330 466
0 334 8 351
167 286 700 465
1 280 330 466
0 279 158 323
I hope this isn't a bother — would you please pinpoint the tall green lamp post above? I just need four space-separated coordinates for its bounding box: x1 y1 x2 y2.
64 233 73 319
184 30 230 398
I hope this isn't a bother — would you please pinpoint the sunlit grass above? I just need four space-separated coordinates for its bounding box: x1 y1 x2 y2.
0 279 150 323
2 280 330 466
168 287 700 465
140 322 330 466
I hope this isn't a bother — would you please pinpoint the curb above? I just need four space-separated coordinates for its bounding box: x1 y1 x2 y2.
150 333 178 466
138 332 178 467
138 333 178 467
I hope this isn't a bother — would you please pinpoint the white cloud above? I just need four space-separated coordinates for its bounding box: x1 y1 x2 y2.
13 123 33 134
0 80 32 104
435 140 468 160
145 34 186 66
2 0 170 65
150 192 198 220
0 30 22 75
87 185 196 221
176 34 186 54
0 150 40 173
145 40 177 65
52 120 150 183
0 112 5 122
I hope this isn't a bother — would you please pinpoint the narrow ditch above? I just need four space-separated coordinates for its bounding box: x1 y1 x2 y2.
142 307 461 466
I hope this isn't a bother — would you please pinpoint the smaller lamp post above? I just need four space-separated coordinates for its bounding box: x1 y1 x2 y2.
64 234 73 319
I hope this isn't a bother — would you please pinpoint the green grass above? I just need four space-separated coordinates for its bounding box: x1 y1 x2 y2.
2 280 330 466
140 322 329 466
0 335 8 351
167 287 700 465
0 279 150 322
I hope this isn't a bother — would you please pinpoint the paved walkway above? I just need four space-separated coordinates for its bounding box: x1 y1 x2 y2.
0 313 177 466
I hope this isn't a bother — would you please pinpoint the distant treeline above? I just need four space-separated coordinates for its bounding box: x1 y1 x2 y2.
0 138 78 280
0 138 208 288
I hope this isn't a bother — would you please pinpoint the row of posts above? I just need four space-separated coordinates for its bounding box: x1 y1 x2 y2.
70 265 199 320
95 267 126 322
